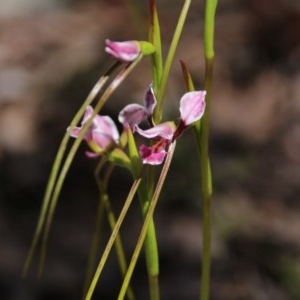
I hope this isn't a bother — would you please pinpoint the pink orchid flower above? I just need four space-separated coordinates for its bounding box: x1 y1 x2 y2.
105 39 141 62
133 90 206 165
68 106 119 157
134 122 176 165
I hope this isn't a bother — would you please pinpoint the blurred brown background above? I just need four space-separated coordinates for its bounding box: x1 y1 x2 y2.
1 0 300 299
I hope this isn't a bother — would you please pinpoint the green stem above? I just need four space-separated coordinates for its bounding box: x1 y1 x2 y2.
199 0 218 299
199 58 213 300
117 142 176 300
204 0 218 61
126 126 160 299
138 180 160 300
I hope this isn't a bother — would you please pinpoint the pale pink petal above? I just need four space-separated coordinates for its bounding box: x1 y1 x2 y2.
179 91 206 126
92 132 114 150
134 122 175 140
118 104 147 127
93 115 119 143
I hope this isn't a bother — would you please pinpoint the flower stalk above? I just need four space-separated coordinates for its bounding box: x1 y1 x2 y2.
118 142 176 300
198 0 218 299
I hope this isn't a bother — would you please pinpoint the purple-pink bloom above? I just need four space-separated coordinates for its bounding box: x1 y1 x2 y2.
68 106 119 157
133 90 206 165
105 39 141 62
179 91 206 126
134 122 175 165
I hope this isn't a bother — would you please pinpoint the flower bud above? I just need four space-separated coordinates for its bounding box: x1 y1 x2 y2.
105 39 141 62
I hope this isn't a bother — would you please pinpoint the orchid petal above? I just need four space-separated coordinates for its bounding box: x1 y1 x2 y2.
93 115 119 143
134 122 175 140
118 103 147 127
179 91 206 126
139 144 167 165
143 84 157 115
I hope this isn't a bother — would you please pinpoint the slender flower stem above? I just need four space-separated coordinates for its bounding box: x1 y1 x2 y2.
118 142 176 300
137 180 160 300
200 59 213 300
126 125 160 299
199 0 218 299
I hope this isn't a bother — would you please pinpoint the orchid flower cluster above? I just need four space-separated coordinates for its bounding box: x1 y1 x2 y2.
24 0 218 296
69 40 206 166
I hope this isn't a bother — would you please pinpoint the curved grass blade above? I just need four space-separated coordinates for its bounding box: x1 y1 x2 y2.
22 63 119 276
